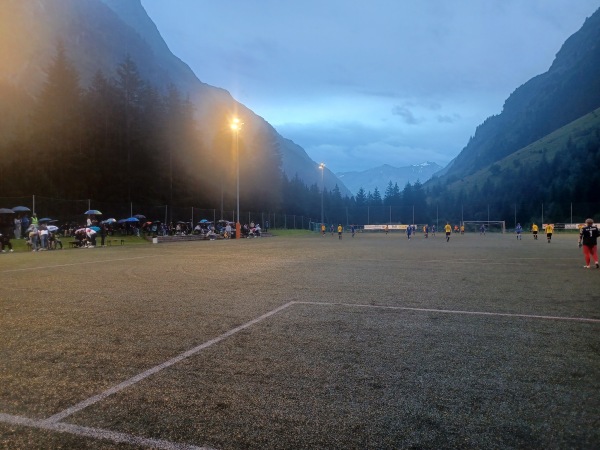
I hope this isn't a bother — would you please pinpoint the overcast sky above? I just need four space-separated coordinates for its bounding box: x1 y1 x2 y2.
141 0 598 173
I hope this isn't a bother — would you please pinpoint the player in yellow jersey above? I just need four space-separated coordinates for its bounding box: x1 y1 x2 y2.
444 222 452 242
545 223 554 243
532 223 538 240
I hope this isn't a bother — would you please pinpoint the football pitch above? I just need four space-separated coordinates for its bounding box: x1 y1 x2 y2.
0 232 598 449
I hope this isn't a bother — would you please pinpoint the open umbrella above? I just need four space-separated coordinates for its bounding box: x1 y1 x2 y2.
84 209 102 215
12 206 31 212
123 217 140 223
199 219 210 223
133 214 146 220
0 208 15 214
47 225 59 232
38 217 54 223
89 226 101 232
102 218 117 224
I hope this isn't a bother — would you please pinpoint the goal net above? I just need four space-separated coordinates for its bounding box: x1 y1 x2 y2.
462 221 506 233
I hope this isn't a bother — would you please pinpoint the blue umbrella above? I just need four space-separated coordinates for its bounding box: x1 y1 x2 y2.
89 226 101 232
12 206 31 212
199 219 209 223
123 217 140 223
102 218 117 224
38 217 54 223
84 209 102 215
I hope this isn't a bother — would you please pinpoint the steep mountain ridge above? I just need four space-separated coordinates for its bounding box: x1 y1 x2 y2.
438 7 600 183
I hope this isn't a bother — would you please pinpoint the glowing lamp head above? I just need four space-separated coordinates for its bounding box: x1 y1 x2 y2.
231 117 242 131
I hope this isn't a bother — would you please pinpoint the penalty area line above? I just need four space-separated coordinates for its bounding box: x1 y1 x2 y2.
43 301 296 424
0 413 212 450
296 301 600 323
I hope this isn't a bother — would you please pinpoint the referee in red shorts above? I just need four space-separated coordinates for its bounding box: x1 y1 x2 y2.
579 218 599 269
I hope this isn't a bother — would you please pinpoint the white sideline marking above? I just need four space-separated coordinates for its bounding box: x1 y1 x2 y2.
44 302 295 424
0 413 211 450
0 255 161 273
297 301 600 323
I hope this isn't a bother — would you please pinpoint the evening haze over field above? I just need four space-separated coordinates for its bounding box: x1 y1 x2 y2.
141 0 598 172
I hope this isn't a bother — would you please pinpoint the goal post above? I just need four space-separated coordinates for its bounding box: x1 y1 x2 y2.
462 220 506 233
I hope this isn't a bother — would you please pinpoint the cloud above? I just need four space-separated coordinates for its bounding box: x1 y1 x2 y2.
437 113 461 123
391 105 421 125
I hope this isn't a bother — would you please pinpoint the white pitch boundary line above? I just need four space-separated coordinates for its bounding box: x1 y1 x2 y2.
44 301 295 424
296 301 600 323
0 413 212 450
0 255 162 273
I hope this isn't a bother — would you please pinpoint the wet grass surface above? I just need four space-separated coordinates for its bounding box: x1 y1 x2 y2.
0 232 598 449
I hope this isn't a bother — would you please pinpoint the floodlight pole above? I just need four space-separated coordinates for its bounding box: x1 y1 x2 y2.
231 118 243 239
319 163 325 227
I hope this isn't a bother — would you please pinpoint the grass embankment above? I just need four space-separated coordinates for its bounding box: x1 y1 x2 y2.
5 235 150 252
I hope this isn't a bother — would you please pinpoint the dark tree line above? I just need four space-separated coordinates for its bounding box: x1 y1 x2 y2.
427 129 600 225
0 46 285 215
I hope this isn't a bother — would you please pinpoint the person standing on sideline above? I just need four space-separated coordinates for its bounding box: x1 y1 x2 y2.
545 223 554 243
21 215 30 235
384 224 389 235
444 222 452 242
515 223 523 240
579 218 599 269
100 222 107 247
406 225 412 240
14 216 21 239
532 223 539 240
29 226 39 252
479 224 486 235
31 213 38 228
351 224 355 238
321 224 326 236
39 223 49 250
337 224 343 240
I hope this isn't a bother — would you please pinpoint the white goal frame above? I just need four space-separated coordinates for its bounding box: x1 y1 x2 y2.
462 220 506 233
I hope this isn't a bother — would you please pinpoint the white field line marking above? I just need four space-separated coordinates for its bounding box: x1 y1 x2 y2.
44 301 295 424
0 255 161 273
0 413 212 450
296 301 600 323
